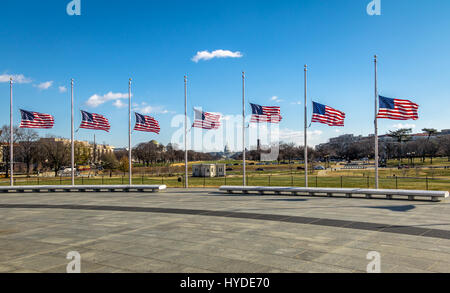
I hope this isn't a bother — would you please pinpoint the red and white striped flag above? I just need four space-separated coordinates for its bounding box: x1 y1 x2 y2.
377 96 419 120
192 109 221 130
80 110 110 132
311 102 346 127
134 112 160 134
250 103 282 123
19 109 54 129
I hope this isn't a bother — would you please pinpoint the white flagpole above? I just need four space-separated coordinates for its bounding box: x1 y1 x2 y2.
374 55 379 189
129 78 132 186
71 79 75 186
304 65 308 187
242 71 246 186
93 134 96 163
184 75 188 188
10 77 13 187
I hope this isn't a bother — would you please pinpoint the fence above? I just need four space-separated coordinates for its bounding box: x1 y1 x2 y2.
0 173 449 191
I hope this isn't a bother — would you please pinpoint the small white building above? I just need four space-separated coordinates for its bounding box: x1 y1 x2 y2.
216 164 226 177
192 164 226 177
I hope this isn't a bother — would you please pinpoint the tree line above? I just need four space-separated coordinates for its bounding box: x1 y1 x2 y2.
0 127 219 177
231 128 450 166
315 128 450 164
1 126 448 178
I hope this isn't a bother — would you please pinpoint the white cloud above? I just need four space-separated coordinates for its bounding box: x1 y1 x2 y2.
133 102 172 114
291 100 302 105
58 86 67 93
221 115 233 121
278 128 323 145
86 92 129 107
248 124 323 146
393 123 416 129
192 49 243 63
112 100 127 108
0 74 32 84
35 81 53 90
270 96 283 103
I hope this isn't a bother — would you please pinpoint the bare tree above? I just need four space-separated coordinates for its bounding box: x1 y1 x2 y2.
100 152 119 170
133 141 162 166
0 125 25 178
388 128 412 163
425 140 440 165
422 128 438 164
439 135 450 161
39 138 70 176
16 129 39 176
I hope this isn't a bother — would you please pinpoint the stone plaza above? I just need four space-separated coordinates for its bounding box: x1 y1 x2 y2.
0 188 449 273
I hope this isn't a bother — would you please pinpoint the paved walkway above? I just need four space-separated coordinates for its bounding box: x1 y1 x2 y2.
0 188 449 273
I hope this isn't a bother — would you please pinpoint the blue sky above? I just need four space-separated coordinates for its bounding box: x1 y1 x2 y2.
1 0 449 151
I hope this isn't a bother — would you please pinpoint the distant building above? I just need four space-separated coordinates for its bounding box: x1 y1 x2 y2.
224 144 231 158
207 145 238 160
378 135 395 142
440 129 450 135
39 138 115 164
410 133 429 141
319 129 450 149
192 164 226 177
329 134 363 144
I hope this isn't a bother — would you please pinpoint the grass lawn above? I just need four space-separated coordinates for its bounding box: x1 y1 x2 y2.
1 157 448 191
1 172 448 191
386 157 450 167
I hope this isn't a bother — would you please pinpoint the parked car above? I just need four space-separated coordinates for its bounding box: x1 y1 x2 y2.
226 168 233 171
314 165 325 170
256 168 264 171
297 166 305 170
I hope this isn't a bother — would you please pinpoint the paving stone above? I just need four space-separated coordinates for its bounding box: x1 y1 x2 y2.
41 261 106 273
1 189 450 273
0 263 19 273
6 254 67 272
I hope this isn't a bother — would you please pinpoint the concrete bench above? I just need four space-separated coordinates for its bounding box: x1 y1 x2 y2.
219 186 449 202
0 185 167 193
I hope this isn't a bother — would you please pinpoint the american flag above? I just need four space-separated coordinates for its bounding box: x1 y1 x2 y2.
250 103 282 123
134 112 160 134
377 96 419 120
311 102 346 127
80 110 110 132
19 109 54 129
192 109 221 130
